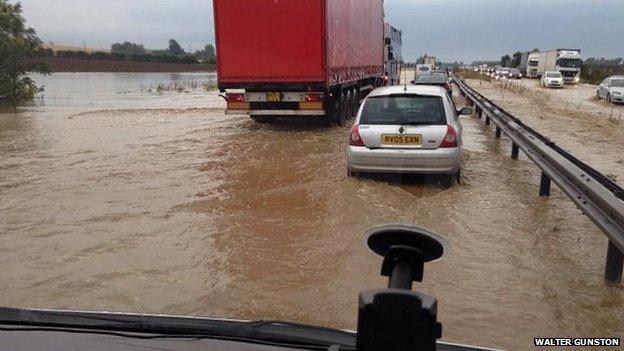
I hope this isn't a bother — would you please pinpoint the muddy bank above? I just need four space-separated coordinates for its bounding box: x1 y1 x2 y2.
466 77 624 182
42 58 216 73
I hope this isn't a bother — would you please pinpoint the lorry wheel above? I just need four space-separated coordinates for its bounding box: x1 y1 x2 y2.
336 93 347 126
348 90 356 119
351 90 360 119
251 115 275 123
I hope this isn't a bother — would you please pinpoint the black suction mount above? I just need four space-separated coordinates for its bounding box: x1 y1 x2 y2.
356 224 446 351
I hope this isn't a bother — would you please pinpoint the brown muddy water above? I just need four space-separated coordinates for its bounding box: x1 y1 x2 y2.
1 73 622 350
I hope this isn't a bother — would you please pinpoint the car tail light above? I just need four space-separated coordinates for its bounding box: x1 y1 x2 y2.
349 125 365 147
226 93 245 102
304 93 324 102
440 125 458 148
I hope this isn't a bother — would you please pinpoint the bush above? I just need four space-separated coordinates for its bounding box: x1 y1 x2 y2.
89 51 112 60
56 50 89 59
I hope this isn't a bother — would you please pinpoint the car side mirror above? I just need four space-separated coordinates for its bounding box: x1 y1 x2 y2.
410 80 415 84
458 107 474 116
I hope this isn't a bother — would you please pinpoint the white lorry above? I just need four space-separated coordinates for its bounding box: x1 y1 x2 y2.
535 49 583 84
525 53 540 78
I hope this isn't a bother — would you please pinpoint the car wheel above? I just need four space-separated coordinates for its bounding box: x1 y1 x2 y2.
441 174 455 187
607 93 612 103
456 169 462 185
596 90 601 100
347 168 357 178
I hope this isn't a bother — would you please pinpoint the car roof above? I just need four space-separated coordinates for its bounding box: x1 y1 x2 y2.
369 85 446 98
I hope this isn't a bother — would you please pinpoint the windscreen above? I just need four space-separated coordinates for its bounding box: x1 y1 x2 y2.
360 95 447 125
611 79 624 87
557 58 583 68
529 60 539 66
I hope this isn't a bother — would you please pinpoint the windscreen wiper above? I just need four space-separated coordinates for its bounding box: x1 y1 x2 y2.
0 307 356 350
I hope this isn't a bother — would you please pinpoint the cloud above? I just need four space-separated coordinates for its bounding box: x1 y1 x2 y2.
16 0 624 62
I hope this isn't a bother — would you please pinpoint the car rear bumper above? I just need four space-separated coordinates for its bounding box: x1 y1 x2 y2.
347 146 461 174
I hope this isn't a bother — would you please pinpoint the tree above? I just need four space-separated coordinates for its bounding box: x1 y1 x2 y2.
500 55 511 67
194 44 216 62
205 44 215 60
511 51 522 68
168 39 185 56
531 48 540 53
111 41 146 55
0 0 49 106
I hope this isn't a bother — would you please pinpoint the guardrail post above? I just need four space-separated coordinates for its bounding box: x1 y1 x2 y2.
511 143 519 160
476 106 482 118
605 241 624 283
539 172 551 197
485 116 490 125
495 126 502 139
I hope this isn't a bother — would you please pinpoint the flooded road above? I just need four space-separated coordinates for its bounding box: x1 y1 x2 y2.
1 73 622 350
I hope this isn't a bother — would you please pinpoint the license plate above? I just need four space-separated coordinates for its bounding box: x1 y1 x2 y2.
381 134 422 145
266 92 281 102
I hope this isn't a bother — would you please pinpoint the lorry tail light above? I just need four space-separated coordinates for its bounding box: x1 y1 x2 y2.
349 125 365 147
304 93 324 102
440 125 458 148
226 93 245 102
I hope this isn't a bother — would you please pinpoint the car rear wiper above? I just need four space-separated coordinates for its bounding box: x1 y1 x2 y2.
396 121 439 126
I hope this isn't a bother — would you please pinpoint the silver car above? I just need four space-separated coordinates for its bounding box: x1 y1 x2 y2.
541 71 564 88
597 76 624 104
346 85 473 185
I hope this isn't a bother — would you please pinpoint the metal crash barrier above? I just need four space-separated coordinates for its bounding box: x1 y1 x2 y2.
452 73 624 283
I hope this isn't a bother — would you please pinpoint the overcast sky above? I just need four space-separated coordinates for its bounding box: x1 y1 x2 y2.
15 0 624 63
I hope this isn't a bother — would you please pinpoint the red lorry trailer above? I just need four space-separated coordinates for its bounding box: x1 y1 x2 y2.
213 0 385 125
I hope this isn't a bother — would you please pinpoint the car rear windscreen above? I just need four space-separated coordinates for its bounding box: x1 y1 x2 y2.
360 95 447 125
416 75 447 84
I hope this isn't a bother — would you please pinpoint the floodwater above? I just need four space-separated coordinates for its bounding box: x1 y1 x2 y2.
1 73 622 350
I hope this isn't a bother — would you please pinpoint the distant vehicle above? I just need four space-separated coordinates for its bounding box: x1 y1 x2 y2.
541 71 564 88
422 55 437 66
495 67 510 78
535 49 583 84
412 73 453 96
508 68 522 79
525 53 540 78
431 69 453 83
346 85 473 185
384 22 403 85
597 76 624 104
517 51 530 75
415 64 433 76
214 0 386 126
